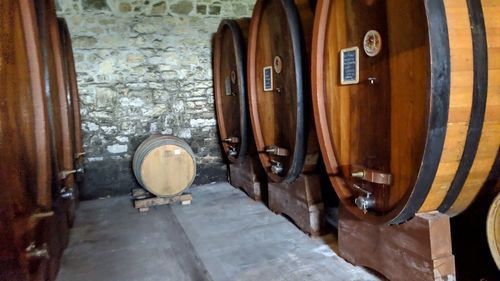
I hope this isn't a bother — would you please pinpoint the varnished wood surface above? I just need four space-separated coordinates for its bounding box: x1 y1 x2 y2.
213 19 251 163
446 0 500 215
58 18 83 178
57 17 83 224
312 0 498 223
248 0 320 183
0 0 52 280
133 135 196 197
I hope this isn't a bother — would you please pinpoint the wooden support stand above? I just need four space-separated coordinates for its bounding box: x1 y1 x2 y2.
229 157 266 201
268 174 324 236
338 206 455 281
132 188 192 212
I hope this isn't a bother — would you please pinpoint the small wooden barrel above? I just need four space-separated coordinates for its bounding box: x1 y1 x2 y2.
248 0 320 183
133 135 196 197
312 0 500 223
487 192 500 269
213 19 251 163
0 0 52 280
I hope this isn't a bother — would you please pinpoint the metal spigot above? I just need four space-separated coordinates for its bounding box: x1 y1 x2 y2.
26 243 49 259
355 194 376 214
60 187 74 200
60 167 85 179
270 160 284 175
75 152 86 159
228 146 238 157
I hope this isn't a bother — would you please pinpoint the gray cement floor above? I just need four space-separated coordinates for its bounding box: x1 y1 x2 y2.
57 182 379 281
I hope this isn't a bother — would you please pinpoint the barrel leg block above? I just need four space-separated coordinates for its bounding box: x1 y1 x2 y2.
267 174 324 236
338 207 455 281
229 157 266 201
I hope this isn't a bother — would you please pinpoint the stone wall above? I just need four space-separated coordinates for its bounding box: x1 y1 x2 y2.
56 0 254 199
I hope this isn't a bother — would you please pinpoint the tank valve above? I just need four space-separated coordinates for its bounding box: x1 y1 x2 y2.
26 243 49 259
355 194 376 214
60 187 74 200
60 167 85 179
75 152 86 159
228 146 238 157
223 137 240 144
270 160 284 175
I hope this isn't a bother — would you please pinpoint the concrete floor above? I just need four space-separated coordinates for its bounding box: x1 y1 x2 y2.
57 182 379 281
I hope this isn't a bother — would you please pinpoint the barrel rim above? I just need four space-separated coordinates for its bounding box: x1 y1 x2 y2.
247 0 308 183
311 0 452 224
213 19 250 164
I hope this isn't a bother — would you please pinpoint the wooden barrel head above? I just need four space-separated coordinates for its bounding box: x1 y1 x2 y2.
133 136 196 197
213 19 250 163
487 192 500 269
312 0 496 223
0 0 52 279
248 0 318 183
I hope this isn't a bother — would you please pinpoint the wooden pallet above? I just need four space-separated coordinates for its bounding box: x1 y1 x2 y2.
132 188 192 212
338 206 455 281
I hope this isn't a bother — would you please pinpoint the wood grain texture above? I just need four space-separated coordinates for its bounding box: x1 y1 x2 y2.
0 0 52 280
446 0 500 215
213 19 251 163
248 0 320 183
229 157 267 202
267 174 324 236
312 0 495 224
339 207 455 281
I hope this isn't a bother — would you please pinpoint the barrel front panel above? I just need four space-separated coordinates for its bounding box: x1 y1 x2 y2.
320 0 431 218
140 144 196 197
215 24 244 161
256 0 298 176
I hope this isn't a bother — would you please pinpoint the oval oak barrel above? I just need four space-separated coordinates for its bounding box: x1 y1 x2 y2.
58 17 84 184
312 0 500 224
57 17 84 224
36 0 76 205
248 0 320 183
133 135 197 197
213 19 251 163
487 192 500 269
35 0 76 277
0 0 53 280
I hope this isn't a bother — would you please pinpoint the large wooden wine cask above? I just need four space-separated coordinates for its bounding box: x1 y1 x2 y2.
248 0 320 183
57 17 84 224
487 192 500 269
213 19 251 163
133 135 196 197
312 0 500 224
35 0 76 278
0 0 52 280
58 17 84 183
